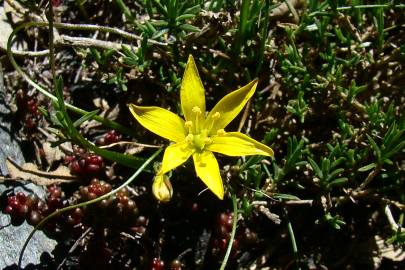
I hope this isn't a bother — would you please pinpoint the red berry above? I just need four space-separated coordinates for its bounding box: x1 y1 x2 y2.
101 182 112 193
119 195 129 204
87 192 97 201
48 197 62 210
28 210 41 225
126 200 136 211
51 0 62 7
37 200 49 214
170 259 182 270
151 258 164 270
218 225 229 237
70 160 84 175
85 164 101 174
9 199 20 210
72 208 83 219
7 195 17 206
4 205 13 215
63 155 75 164
16 204 29 218
16 192 26 204
24 116 36 129
136 216 147 226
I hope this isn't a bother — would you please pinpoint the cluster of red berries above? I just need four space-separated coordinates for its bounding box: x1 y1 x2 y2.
151 258 165 270
151 257 183 270
79 178 112 201
3 185 65 226
96 130 122 146
211 213 239 257
16 90 42 130
74 179 139 228
211 212 258 259
64 147 105 176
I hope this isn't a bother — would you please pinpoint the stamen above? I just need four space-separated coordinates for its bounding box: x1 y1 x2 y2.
212 112 221 119
204 137 212 144
192 106 202 133
207 111 221 134
192 106 202 114
217 129 226 136
185 121 193 133
185 134 194 143
185 121 193 128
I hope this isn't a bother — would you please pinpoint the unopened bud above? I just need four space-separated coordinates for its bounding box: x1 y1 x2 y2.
152 174 173 202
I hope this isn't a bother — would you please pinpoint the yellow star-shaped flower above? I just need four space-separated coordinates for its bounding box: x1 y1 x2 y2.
129 55 274 200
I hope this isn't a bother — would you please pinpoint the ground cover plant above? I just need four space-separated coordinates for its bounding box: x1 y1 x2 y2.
0 0 404 269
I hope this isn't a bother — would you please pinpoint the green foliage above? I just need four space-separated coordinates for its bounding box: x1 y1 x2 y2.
7 0 405 268
141 0 201 37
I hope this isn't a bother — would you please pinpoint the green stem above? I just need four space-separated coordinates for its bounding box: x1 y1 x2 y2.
219 193 238 270
7 22 135 137
285 208 300 270
18 147 162 268
336 4 405 10
47 2 56 90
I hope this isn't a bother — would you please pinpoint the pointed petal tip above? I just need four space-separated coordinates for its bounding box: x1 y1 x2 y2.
217 192 224 200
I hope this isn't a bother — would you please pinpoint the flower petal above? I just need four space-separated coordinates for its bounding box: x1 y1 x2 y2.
160 141 194 174
204 79 258 135
193 151 224 199
206 132 274 157
129 104 186 142
180 55 206 125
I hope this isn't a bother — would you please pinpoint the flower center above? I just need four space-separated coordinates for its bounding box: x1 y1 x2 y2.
184 107 225 152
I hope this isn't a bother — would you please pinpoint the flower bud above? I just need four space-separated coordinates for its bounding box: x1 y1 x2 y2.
152 174 173 202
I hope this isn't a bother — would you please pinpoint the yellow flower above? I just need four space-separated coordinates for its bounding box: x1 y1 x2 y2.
129 55 274 200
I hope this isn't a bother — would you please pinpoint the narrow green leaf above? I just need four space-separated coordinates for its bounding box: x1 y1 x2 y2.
366 134 381 161
115 0 135 23
358 162 377 172
321 158 331 176
331 157 345 169
152 28 169 39
272 193 301 201
384 140 405 159
329 177 348 186
73 109 100 128
176 14 196 22
308 157 323 178
151 0 168 17
178 24 200 32
183 4 201 15
327 168 345 182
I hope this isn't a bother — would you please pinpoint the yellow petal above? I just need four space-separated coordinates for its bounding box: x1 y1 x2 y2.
206 132 274 157
204 79 258 135
180 55 206 127
192 151 224 199
160 141 194 175
129 104 186 142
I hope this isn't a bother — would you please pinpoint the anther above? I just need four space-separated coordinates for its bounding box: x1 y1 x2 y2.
192 106 202 114
212 112 220 119
204 137 212 144
185 134 194 143
185 121 193 128
217 129 226 136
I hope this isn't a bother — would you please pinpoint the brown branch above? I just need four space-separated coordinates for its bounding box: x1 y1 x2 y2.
357 164 382 191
